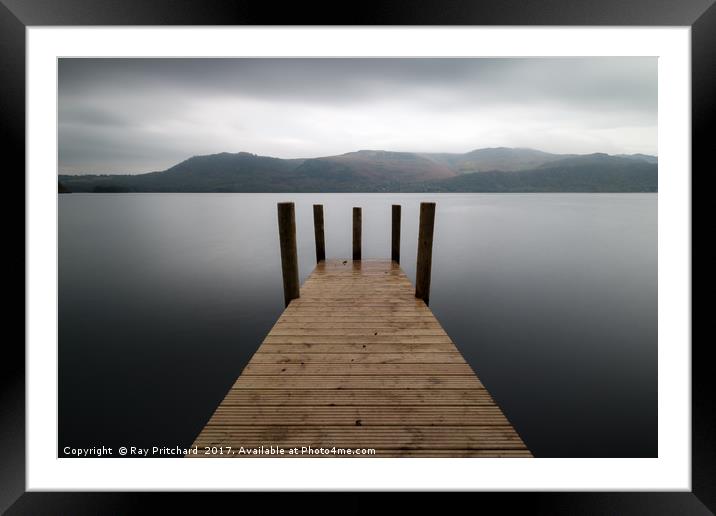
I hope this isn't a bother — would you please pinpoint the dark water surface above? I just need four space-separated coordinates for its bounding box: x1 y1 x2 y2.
59 193 657 457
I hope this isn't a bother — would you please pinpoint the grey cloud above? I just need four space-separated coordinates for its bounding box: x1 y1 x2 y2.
58 58 657 174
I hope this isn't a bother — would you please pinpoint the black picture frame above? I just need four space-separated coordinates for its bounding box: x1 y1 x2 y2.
4 1 711 513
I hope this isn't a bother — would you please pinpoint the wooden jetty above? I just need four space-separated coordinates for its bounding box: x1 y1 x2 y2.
189 202 531 458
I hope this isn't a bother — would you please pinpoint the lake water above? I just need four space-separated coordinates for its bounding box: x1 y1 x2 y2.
59 193 657 457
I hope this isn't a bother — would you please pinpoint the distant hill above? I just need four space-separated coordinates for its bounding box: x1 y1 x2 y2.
290 150 456 191
409 154 657 192
61 152 305 193
615 153 658 164
423 147 572 173
59 148 657 193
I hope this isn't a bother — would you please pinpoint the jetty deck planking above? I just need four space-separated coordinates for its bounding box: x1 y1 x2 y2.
190 259 531 458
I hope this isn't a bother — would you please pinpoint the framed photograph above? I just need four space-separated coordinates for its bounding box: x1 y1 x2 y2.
7 0 711 513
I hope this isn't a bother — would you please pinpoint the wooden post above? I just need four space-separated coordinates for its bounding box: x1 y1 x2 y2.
313 204 325 263
352 207 362 261
391 205 401 263
415 202 436 305
277 202 300 307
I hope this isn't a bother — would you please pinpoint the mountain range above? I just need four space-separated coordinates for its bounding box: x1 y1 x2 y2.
58 147 657 193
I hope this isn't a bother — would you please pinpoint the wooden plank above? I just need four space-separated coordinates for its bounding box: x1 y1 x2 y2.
277 316 438 322
190 258 530 458
267 329 448 336
205 406 510 426
272 322 443 329
241 363 474 376
261 336 453 344
248 352 467 364
280 309 434 315
283 305 432 309
258 343 459 353
193 426 528 450
219 389 495 406
285 301 428 306
232 375 484 389
188 450 532 458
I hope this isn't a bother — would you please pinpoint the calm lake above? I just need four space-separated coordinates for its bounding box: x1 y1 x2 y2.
59 193 657 457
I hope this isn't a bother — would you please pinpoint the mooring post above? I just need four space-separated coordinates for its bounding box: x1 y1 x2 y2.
391 204 401 263
353 207 362 261
313 204 325 263
277 202 300 307
415 202 436 305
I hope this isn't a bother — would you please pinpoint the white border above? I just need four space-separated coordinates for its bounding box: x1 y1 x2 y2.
27 27 691 490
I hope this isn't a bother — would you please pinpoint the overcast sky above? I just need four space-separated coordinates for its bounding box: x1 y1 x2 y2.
58 58 657 174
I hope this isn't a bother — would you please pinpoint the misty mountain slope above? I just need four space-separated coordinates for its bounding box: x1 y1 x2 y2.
59 152 305 192
409 154 657 192
614 153 659 164
291 150 457 190
150 152 305 191
428 147 572 174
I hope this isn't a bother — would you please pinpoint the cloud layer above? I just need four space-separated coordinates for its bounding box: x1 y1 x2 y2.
59 58 657 174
